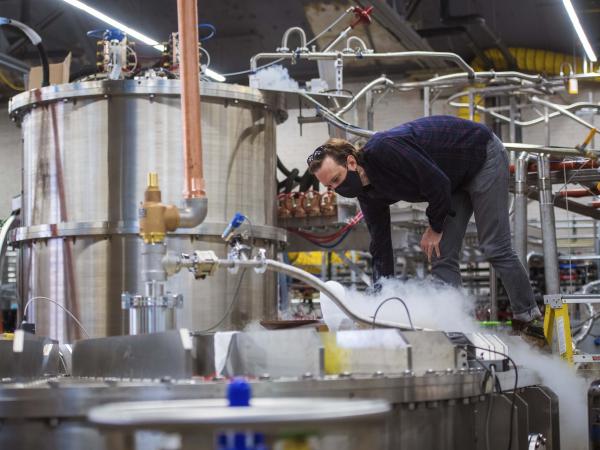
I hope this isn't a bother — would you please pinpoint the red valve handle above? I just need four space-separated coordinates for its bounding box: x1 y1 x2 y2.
350 6 373 28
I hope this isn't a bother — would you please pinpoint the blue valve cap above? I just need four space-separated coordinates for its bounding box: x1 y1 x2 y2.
227 377 251 407
233 432 247 450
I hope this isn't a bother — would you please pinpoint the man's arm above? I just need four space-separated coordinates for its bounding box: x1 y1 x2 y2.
359 198 394 281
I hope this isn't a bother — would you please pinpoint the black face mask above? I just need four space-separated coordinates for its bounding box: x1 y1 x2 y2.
335 168 363 198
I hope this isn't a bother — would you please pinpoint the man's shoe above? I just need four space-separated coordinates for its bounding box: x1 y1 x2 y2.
512 319 548 348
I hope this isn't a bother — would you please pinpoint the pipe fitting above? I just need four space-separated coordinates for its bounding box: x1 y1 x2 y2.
178 197 208 229
343 36 371 54
279 27 308 53
139 173 181 244
142 243 167 283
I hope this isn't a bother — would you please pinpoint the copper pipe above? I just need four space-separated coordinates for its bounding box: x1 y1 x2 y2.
177 0 205 199
527 160 598 173
557 188 595 198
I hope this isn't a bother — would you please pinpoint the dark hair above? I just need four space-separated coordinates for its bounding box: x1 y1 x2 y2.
307 138 362 174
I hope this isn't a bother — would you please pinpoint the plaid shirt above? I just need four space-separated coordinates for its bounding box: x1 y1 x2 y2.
357 115 493 280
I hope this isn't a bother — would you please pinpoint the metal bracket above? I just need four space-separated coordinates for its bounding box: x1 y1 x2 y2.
543 294 564 309
544 293 600 308
573 354 600 363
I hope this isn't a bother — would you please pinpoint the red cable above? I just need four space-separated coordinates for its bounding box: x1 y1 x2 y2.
290 211 364 243
292 218 361 242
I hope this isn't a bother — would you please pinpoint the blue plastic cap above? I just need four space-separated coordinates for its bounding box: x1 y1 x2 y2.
234 432 247 450
104 28 126 41
86 28 125 41
227 377 251 407
231 212 246 228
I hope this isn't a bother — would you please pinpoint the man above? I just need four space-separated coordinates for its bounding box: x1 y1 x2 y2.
307 115 542 335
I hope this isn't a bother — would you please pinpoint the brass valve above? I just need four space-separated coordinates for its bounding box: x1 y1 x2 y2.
139 172 180 244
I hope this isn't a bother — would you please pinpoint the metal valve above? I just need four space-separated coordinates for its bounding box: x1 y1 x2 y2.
185 250 219 279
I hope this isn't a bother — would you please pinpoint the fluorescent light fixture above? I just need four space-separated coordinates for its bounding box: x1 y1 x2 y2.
204 67 226 82
61 0 165 52
562 0 597 62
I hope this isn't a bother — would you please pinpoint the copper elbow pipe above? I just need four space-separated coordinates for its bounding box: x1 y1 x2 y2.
177 0 206 199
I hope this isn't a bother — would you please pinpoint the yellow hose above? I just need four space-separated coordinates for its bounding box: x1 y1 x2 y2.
0 71 24 91
471 47 583 75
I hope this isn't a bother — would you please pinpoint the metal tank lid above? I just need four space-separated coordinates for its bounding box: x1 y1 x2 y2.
8 79 288 123
88 397 391 429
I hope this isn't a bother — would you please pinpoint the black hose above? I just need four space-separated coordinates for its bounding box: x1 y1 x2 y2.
298 170 315 192
276 156 317 193
36 43 49 87
0 18 50 87
277 157 298 179
278 168 299 193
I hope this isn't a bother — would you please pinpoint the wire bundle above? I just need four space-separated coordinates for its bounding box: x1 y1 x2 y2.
290 211 364 248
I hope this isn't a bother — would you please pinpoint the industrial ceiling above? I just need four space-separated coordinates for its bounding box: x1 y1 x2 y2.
0 0 598 98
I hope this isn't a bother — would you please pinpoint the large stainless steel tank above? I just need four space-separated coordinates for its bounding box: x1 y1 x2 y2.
8 80 287 342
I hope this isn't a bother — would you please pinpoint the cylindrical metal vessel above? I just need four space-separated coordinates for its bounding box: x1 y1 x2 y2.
9 80 287 341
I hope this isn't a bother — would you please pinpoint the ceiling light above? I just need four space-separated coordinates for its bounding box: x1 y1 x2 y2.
562 0 597 62
61 0 165 52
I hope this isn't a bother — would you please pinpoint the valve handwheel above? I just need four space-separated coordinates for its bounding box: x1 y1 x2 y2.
350 6 374 28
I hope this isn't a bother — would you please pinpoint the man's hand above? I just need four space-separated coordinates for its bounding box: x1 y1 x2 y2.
420 227 443 262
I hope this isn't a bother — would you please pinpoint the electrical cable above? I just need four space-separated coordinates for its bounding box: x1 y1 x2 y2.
196 269 247 333
22 296 90 338
466 344 518 450
484 366 497 450
555 158 593 192
199 46 211 68
297 228 353 249
371 296 414 330
195 213 255 333
290 211 364 243
198 23 216 41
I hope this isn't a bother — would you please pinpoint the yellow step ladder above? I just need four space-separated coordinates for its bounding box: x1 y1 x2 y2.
543 293 600 364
